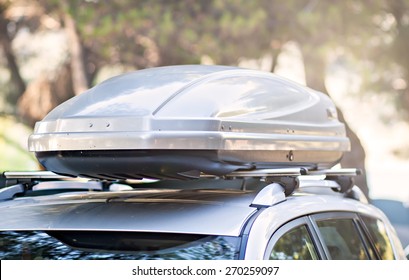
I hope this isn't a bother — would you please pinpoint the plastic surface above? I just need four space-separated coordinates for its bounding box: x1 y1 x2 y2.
29 65 350 179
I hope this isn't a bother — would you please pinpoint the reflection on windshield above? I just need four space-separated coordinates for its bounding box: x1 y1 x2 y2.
0 231 240 260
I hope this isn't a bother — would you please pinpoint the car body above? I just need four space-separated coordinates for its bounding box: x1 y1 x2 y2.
371 198 409 248
0 174 406 260
1 65 405 260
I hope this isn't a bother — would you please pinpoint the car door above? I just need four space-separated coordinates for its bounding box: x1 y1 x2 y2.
309 212 375 260
264 216 323 260
265 212 394 260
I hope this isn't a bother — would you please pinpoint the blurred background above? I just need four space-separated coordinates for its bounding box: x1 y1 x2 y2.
0 0 408 243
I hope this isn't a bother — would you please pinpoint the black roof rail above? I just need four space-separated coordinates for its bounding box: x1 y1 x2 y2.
202 168 361 196
1 171 106 201
1 168 362 201
1 171 74 188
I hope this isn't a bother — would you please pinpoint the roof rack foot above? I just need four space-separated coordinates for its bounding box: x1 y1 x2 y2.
267 176 299 196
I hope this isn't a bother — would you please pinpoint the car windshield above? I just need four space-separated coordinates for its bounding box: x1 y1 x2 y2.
0 231 241 260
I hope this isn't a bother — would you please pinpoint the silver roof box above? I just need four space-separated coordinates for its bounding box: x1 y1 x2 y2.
29 65 350 180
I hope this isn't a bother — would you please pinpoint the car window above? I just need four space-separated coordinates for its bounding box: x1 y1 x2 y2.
361 216 395 260
0 231 241 260
315 219 369 260
356 223 379 259
268 224 319 260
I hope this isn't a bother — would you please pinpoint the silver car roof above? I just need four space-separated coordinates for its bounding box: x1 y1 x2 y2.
0 179 382 237
0 188 258 236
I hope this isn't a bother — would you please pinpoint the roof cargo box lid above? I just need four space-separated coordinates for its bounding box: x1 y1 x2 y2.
28 65 350 180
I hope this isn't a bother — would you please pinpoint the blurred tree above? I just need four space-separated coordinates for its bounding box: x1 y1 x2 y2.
188 0 270 64
18 63 74 126
0 0 69 124
2 0 76 126
61 1 88 95
286 0 379 196
0 1 26 105
244 0 375 196
35 0 277 72
4 0 399 196
384 0 409 118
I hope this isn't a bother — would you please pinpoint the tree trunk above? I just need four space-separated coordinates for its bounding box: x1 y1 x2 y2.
335 109 368 198
270 41 283 73
0 11 26 101
18 63 74 127
63 11 89 95
301 47 369 198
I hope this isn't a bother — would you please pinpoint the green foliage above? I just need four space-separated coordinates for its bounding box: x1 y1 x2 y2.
36 0 274 68
4 0 409 121
0 116 39 171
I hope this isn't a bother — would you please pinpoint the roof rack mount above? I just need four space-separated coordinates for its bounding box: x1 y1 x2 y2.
203 168 361 197
203 167 360 179
2 168 360 181
1 171 77 189
1 168 362 202
2 168 360 188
